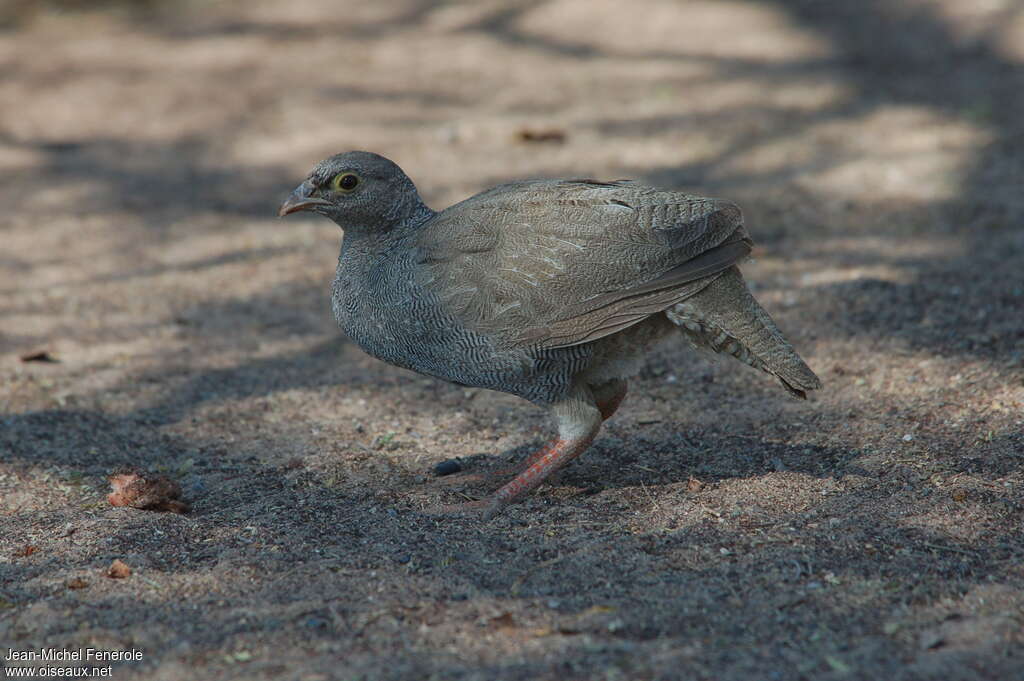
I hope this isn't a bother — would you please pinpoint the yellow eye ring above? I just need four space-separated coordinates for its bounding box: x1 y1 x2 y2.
331 172 360 193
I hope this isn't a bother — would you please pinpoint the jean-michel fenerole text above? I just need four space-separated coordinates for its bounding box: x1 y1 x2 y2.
5 648 143 662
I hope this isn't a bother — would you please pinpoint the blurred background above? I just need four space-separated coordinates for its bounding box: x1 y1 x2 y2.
2 1 1022 680
2 0 1023 357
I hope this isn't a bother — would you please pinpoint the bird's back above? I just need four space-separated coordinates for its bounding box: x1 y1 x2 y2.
415 179 752 351
333 176 816 404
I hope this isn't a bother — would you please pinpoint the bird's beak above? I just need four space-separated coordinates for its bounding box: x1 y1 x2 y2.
278 181 330 217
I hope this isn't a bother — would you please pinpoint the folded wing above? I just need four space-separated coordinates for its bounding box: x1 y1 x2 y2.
415 180 752 349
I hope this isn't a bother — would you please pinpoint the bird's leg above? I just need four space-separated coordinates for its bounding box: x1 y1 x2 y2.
434 381 625 488
487 388 603 514
429 384 603 517
500 380 625 477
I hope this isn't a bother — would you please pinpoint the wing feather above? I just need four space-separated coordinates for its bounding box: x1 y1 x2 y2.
416 180 751 349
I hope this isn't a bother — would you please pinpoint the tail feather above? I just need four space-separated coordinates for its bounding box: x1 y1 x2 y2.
666 267 822 398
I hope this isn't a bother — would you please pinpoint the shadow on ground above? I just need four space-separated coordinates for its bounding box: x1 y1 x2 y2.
2 2 1023 680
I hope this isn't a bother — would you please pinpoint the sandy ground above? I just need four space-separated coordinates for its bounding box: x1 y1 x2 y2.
1 1 1023 679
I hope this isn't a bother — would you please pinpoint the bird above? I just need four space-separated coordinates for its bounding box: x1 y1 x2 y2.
279 151 821 517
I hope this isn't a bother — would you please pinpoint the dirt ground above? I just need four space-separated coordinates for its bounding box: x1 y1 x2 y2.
2 1 1023 679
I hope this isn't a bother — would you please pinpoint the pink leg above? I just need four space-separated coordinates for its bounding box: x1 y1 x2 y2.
443 379 625 487
431 434 597 519
490 434 597 507
427 385 603 518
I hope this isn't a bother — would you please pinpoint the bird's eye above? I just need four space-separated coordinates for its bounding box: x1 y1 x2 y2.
331 172 360 193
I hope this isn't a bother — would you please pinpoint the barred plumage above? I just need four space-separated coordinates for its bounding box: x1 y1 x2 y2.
666 268 822 398
281 151 821 516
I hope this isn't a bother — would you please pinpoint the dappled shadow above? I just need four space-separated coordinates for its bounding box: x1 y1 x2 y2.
3 1 1024 679
0 0 440 36
125 336 357 427
626 0 1024 366
154 0 440 41
452 1 1024 368
0 245 300 300
3 245 1020 674
758 0 1024 363
3 392 1020 679
2 408 190 474
458 0 837 70
0 135 295 231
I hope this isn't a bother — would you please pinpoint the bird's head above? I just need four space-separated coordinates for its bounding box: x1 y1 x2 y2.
278 151 427 231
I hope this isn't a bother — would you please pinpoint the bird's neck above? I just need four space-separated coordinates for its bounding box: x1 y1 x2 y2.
334 191 434 235
400 199 436 232
338 211 429 266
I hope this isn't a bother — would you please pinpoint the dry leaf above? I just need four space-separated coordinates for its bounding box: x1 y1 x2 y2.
20 350 59 363
687 477 705 493
489 612 516 629
66 577 88 589
107 559 131 579
107 469 190 513
14 545 37 557
516 128 567 144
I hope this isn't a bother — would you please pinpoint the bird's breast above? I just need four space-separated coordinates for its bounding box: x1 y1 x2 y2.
329 247 586 403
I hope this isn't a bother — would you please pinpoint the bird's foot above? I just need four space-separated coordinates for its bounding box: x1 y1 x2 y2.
426 434 597 519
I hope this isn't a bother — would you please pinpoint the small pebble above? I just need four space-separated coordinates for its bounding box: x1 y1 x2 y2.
304 617 328 630
433 459 463 477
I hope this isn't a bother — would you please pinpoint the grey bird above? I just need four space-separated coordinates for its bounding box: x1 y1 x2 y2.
279 151 821 516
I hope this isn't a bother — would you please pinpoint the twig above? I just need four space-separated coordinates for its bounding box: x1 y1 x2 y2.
639 480 660 511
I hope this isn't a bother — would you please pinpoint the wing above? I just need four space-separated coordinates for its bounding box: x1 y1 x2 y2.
414 179 752 350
